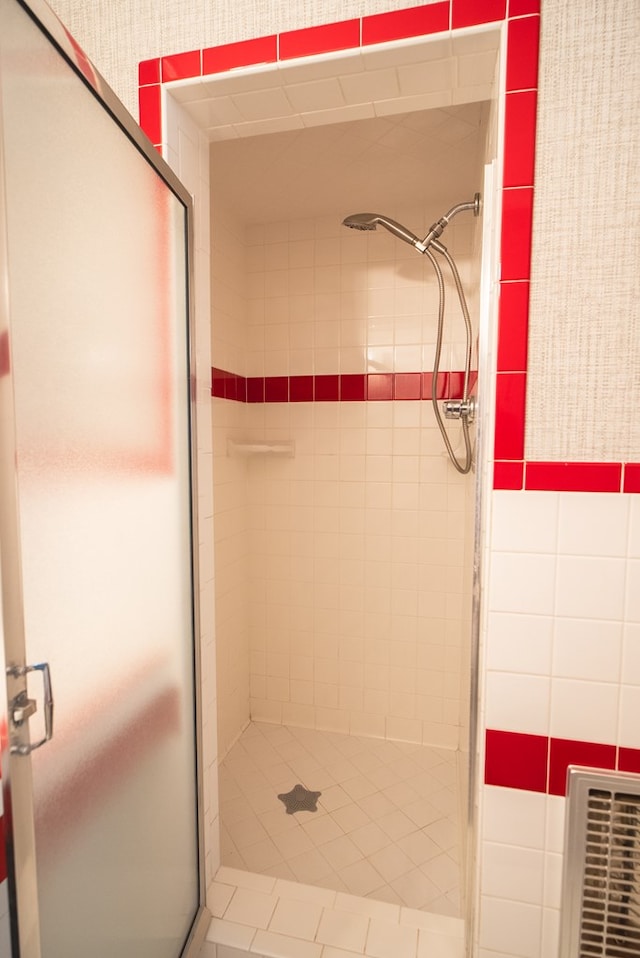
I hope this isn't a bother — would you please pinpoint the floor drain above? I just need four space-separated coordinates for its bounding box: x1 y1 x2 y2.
277 784 322 814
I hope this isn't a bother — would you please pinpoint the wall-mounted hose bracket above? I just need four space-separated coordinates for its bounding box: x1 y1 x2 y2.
443 397 476 423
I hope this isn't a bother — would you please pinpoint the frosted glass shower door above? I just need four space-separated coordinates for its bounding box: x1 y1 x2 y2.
0 0 205 956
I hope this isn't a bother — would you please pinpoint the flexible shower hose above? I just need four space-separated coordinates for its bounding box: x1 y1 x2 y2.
425 244 474 475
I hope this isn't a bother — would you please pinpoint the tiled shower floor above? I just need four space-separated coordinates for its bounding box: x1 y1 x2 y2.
219 722 461 917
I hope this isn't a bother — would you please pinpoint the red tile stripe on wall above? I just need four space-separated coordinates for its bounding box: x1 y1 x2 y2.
484 729 640 797
139 1 640 494
211 368 474 403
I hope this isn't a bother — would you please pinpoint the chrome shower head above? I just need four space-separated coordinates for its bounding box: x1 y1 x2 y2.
342 213 427 252
342 194 481 254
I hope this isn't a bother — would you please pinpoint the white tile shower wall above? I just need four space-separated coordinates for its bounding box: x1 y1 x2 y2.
477 490 640 958
210 202 253 757
163 94 219 884
245 210 477 379
245 399 472 749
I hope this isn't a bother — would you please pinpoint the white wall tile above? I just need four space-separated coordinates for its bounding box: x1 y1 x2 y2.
555 557 626 620
618 685 640 749
552 618 622 682
482 787 547 850
550 678 619 744
557 492 629 557
490 491 559 554
488 553 556 616
625 560 640 622
479 897 542 958
481 843 545 905
622 623 640 685
485 612 553 675
485 672 550 736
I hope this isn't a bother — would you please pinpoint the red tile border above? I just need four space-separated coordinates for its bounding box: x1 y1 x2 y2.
265 376 289 402
315 374 340 402
494 372 526 461
506 15 540 92
341 374 367 401
484 731 640 795
623 465 640 493
500 187 534 281
452 0 506 29
493 460 525 490
161 50 201 83
247 377 265 404
497 281 529 372
279 20 360 60
422 371 450 400
485 729 548 792
368 373 394 401
618 748 640 774
203 36 278 75
362 3 450 46
549 738 616 797
503 91 537 188
525 462 623 493
508 0 540 15
138 58 160 86
394 373 422 400
138 84 162 145
212 368 475 403
290 375 314 402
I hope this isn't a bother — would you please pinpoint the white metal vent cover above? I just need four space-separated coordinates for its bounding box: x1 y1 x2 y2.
560 767 640 958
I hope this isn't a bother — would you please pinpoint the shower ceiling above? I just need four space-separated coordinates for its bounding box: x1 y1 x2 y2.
166 29 498 223
209 102 490 223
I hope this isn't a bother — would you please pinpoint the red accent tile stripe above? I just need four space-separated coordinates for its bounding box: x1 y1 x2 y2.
161 50 201 83
362 3 450 46
623 465 640 493
203 36 278 75
525 462 623 493
138 84 162 145
211 368 470 402
341 374 367 401
618 748 640 774
506 15 540 92
290 375 313 402
503 91 537 188
493 460 524 490
279 20 361 60
497 282 529 372
500 187 534 281
315 374 340 401
508 0 540 15
138 58 160 86
494 372 526 460
452 0 506 29
485 731 636 796
548 738 616 797
485 730 548 792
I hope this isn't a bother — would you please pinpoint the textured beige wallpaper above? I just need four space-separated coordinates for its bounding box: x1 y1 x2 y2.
47 0 640 463
526 0 640 461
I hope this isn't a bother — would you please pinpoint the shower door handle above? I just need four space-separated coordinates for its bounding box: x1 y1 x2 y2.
7 662 54 755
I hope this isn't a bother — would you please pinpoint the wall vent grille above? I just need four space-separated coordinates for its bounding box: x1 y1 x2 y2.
560 768 640 958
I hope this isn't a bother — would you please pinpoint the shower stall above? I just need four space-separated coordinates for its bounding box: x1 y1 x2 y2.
209 94 497 917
